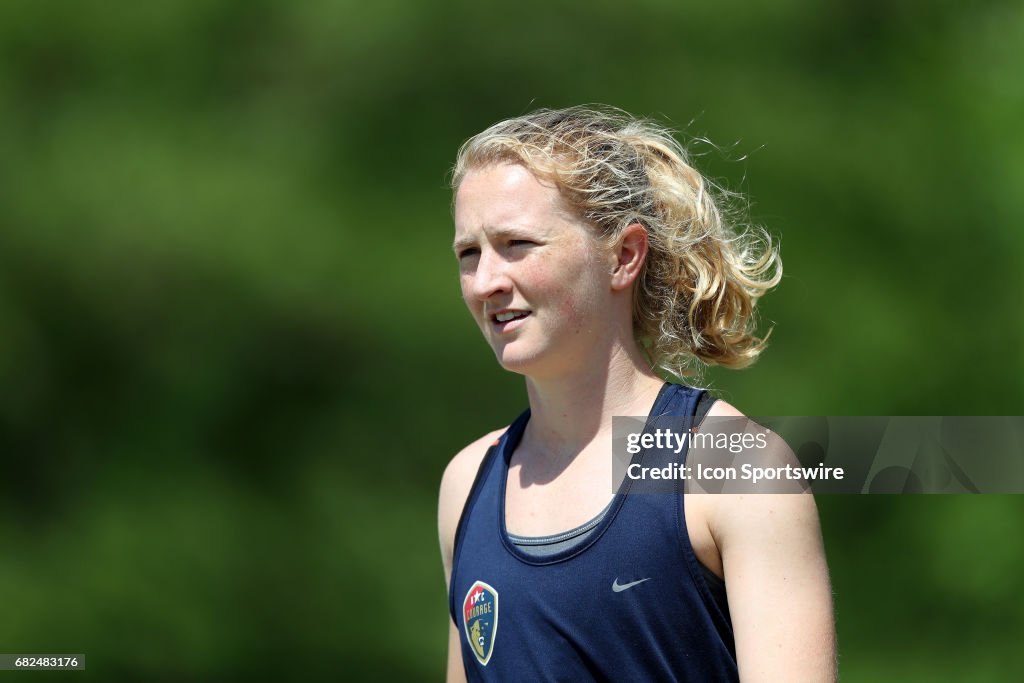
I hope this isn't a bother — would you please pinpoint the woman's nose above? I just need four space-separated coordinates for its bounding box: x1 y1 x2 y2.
470 250 512 300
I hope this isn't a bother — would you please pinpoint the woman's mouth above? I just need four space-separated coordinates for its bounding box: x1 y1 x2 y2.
491 310 531 332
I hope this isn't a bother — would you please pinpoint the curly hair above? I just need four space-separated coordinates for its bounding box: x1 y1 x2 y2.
451 105 781 379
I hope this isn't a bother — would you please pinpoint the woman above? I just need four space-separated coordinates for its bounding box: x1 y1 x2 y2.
438 106 836 682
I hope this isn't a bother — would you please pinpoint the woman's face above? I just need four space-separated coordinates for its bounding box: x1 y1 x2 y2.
453 163 616 378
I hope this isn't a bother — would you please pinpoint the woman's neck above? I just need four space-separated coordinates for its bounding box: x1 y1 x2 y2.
521 342 666 461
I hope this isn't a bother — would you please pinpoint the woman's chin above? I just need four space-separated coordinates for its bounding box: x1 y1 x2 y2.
495 355 537 376
493 346 579 379
493 347 545 376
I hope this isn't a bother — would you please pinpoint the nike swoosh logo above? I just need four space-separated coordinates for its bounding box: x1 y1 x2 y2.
612 577 651 592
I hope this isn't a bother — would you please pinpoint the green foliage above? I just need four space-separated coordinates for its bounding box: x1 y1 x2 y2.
1 0 1022 679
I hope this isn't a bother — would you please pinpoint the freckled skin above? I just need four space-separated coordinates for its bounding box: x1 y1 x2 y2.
453 164 616 379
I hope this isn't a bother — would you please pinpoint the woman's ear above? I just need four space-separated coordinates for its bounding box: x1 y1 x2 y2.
610 223 649 291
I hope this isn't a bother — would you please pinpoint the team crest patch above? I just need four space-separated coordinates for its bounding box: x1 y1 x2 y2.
463 580 499 666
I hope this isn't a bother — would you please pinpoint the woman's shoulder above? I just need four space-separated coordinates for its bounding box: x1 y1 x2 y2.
440 428 507 503
703 396 744 418
438 427 508 568
693 398 817 537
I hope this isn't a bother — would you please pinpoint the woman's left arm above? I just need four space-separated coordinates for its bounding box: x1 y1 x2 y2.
713 485 838 682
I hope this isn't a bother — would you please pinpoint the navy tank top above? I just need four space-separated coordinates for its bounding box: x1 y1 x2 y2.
449 383 739 682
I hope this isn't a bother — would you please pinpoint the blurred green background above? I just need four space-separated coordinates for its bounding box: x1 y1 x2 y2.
1 0 1022 680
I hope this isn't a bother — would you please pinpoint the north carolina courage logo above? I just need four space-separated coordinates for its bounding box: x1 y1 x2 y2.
463 580 498 666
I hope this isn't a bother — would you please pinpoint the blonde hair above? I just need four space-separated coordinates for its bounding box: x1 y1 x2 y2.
451 105 781 379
